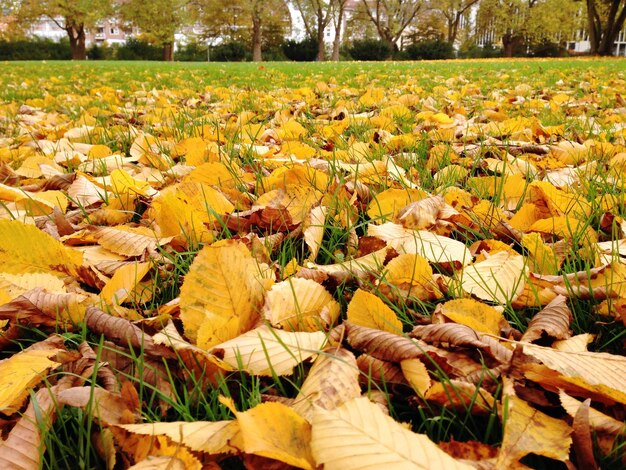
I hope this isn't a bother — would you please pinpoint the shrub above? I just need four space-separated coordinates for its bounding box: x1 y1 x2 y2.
282 37 318 61
531 39 566 57
262 46 287 61
458 41 502 59
0 37 71 60
405 39 454 60
175 42 208 61
348 39 393 61
87 43 116 60
211 41 247 62
117 39 162 60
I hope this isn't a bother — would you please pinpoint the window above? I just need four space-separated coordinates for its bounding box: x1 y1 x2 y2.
96 27 105 35
110 27 120 35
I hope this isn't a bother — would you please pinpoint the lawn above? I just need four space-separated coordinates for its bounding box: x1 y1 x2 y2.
0 58 625 469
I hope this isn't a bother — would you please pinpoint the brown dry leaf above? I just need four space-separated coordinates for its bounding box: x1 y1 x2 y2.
459 250 527 304
0 384 67 470
0 287 92 327
0 347 62 414
396 195 446 229
221 397 316 470
110 429 202 470
433 299 506 336
311 396 473 470
56 382 140 425
152 321 232 385
211 325 327 376
559 390 625 436
85 306 174 359
356 354 408 386
369 222 471 266
496 393 572 467
116 420 240 455
292 348 361 422
263 278 340 332
95 226 172 257
344 321 432 363
411 323 512 364
346 288 403 334
570 397 599 470
521 295 572 343
438 439 498 461
179 241 267 348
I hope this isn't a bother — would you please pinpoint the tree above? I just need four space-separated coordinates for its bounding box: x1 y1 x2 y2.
291 0 334 60
192 0 290 61
476 0 578 57
4 0 112 60
359 0 424 51
119 0 189 61
331 0 349 60
586 0 626 55
431 0 480 44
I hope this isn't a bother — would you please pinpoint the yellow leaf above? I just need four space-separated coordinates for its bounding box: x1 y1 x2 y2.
279 119 307 140
0 348 61 414
400 359 431 395
521 232 560 274
263 278 340 332
311 397 473 470
303 205 327 261
382 253 442 301
367 188 429 223
459 251 527 305
496 394 572 467
109 169 156 197
100 262 152 306
211 325 327 376
434 298 504 336
230 401 315 470
116 421 240 455
254 185 321 226
0 220 83 275
521 342 626 397
180 241 265 348
183 162 241 188
347 289 403 334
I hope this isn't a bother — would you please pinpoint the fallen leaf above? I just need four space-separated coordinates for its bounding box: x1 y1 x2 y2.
311 396 473 469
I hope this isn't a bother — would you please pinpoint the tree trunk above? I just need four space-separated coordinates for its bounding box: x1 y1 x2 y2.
67 25 86 60
597 0 626 55
331 3 345 61
162 42 174 61
586 0 600 54
252 16 262 61
316 20 325 61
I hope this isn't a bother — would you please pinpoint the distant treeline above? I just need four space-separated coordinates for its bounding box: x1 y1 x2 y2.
0 37 568 62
